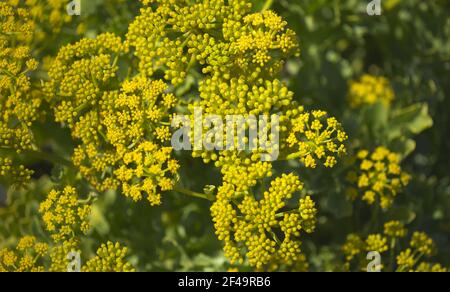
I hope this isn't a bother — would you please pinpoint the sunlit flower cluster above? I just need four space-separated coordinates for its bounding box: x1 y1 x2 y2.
345 147 411 209
341 221 446 272
0 236 48 272
348 74 395 108
0 157 33 186
1 185 135 272
122 0 348 267
39 186 91 242
211 173 316 270
127 0 298 86
286 110 348 168
45 34 179 205
0 2 42 187
82 241 136 272
23 0 72 38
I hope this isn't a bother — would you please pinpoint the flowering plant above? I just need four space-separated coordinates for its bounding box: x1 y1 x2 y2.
0 0 449 272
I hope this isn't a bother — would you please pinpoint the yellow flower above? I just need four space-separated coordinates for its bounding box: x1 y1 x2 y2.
346 147 410 209
39 186 91 242
82 241 135 272
366 234 388 253
410 232 435 256
211 173 313 270
384 221 407 238
348 74 395 108
46 35 178 205
342 234 364 262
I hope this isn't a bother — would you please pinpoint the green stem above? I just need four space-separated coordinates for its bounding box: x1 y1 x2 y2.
283 151 303 160
261 0 274 12
174 186 215 201
389 238 396 271
22 149 73 168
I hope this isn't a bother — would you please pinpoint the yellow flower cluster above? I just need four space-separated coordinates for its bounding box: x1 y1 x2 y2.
1 184 136 272
0 2 41 186
346 147 411 209
414 262 448 272
384 220 407 238
286 110 348 168
41 189 135 272
1 235 136 272
187 80 347 191
37 0 347 270
23 0 72 36
45 35 179 205
0 2 40 150
341 221 447 272
341 234 365 262
48 237 80 272
409 231 435 256
127 1 298 86
121 1 346 268
82 241 136 272
39 186 91 242
365 234 388 254
0 157 33 186
211 173 316 270
348 74 395 108
0 236 48 272
396 231 441 272
215 152 273 193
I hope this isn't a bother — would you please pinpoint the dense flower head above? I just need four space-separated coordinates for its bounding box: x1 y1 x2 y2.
0 156 33 186
82 241 136 272
0 2 38 185
215 152 273 192
196 76 295 116
187 78 347 181
45 35 179 205
384 220 407 238
345 147 411 209
211 173 316 270
342 234 365 262
39 186 91 242
127 1 298 86
415 262 447 273
286 110 348 168
395 232 438 272
410 231 435 256
1 2 41 165
0 236 48 272
365 234 388 253
348 74 395 108
48 237 80 272
341 225 445 272
23 0 72 37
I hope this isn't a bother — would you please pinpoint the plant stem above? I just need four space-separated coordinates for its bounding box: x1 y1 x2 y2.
261 0 274 12
22 150 73 168
283 151 303 160
174 186 215 201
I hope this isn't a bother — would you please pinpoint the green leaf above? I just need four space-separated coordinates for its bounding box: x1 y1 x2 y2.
390 138 417 158
388 103 433 140
91 204 110 235
386 206 416 224
364 102 389 135
324 192 353 219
